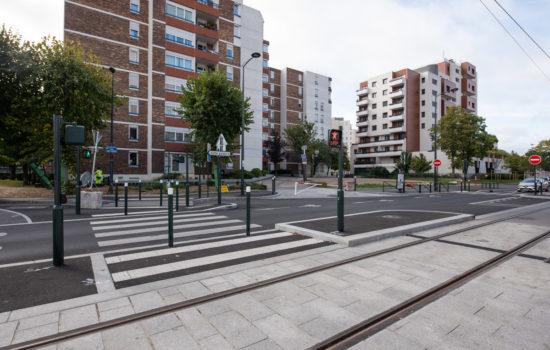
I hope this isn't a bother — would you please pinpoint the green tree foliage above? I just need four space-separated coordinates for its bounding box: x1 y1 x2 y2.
395 151 412 174
410 153 432 174
284 121 316 181
265 130 286 175
329 145 350 172
504 151 529 174
437 106 498 175
177 69 253 163
526 139 550 171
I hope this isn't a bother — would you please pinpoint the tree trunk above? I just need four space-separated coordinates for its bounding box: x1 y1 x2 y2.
22 163 29 186
9 165 16 180
302 163 307 182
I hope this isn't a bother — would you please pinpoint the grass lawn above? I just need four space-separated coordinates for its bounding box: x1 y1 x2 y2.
0 179 24 187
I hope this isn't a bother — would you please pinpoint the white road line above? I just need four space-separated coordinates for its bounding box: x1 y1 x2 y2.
92 215 224 231
106 232 292 264
90 254 116 293
111 238 323 282
94 219 242 238
469 197 517 205
97 224 261 247
0 208 32 224
0 232 6 237
92 210 167 217
91 212 213 225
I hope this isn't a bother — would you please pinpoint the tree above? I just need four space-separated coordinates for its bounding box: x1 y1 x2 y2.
284 121 317 181
504 151 529 175
329 145 350 173
410 153 432 175
437 106 498 177
265 130 286 175
526 139 550 171
178 69 253 164
395 151 412 174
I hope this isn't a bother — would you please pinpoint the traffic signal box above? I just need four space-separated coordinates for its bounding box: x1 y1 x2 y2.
82 149 92 159
328 129 342 148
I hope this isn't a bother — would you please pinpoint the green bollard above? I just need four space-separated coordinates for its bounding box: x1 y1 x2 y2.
138 179 142 200
168 187 173 247
186 182 189 207
198 177 202 199
272 176 276 195
246 186 251 236
175 181 179 212
429 183 432 193
115 180 119 207
159 180 163 207
124 182 128 215
354 176 357 191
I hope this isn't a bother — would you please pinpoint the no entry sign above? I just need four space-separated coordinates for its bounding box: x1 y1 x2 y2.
433 159 442 167
529 155 542 165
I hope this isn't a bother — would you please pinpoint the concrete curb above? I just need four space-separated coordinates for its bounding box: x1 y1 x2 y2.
276 212 474 247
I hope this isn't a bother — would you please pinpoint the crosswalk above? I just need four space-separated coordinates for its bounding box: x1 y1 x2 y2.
90 211 333 288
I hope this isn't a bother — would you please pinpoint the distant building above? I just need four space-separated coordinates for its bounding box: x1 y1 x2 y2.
331 117 356 160
354 59 477 174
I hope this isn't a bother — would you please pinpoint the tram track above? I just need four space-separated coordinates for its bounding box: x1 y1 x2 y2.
4 206 550 350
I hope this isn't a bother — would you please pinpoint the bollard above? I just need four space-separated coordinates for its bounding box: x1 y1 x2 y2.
418 183 421 193
447 184 449 192
354 176 357 192
468 181 471 192
168 187 173 247
429 183 432 193
159 179 163 207
138 179 142 200
115 180 119 207
185 182 190 207
489 182 493 193
124 182 128 215
175 181 179 212
198 177 202 199
272 176 276 195
246 186 251 236
438 183 442 192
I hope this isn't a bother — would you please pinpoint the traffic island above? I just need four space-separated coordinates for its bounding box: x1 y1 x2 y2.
276 210 474 246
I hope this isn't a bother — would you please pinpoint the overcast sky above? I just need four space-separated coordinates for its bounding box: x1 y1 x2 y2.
2 0 549 154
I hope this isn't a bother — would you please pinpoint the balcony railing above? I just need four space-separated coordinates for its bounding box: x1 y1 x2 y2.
197 0 219 9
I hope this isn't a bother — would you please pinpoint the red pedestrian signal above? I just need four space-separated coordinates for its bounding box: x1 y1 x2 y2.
328 129 342 148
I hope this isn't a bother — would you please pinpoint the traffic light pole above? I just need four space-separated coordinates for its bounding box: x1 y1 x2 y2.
75 146 81 215
337 126 344 232
53 114 64 266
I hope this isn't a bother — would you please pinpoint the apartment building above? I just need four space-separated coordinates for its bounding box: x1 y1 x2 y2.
331 117 356 160
354 59 477 174
64 0 263 179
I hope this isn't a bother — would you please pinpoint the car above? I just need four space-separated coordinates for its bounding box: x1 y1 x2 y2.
517 178 549 192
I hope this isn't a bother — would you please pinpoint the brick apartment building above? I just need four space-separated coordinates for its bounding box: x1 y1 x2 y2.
64 0 330 179
353 59 477 174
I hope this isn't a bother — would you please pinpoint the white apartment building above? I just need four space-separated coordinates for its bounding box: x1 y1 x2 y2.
304 71 332 140
331 117 356 160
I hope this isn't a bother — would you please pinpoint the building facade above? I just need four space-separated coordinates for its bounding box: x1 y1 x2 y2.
331 117 356 160
354 59 477 174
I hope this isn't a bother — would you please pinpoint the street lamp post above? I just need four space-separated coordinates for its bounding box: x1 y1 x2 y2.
241 52 261 196
108 67 115 194
433 87 458 190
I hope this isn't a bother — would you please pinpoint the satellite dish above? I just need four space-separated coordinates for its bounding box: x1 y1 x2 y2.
80 171 92 187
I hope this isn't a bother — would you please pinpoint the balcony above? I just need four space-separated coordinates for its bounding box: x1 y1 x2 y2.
390 111 404 120
461 78 476 96
388 89 404 98
441 78 457 100
357 120 368 127
389 76 405 87
461 62 476 79
356 131 369 138
462 95 476 112
356 109 369 117
389 126 405 133
357 98 369 107
357 86 369 96
389 102 404 110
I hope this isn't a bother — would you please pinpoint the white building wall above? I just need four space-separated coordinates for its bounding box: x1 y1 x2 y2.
240 5 263 170
304 71 331 140
331 117 355 160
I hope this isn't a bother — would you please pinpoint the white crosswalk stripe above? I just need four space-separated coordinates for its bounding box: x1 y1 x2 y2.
91 212 213 225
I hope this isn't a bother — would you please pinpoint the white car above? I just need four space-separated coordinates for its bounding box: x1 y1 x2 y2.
517 178 549 192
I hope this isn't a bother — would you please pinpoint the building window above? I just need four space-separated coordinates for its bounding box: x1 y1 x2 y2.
166 3 193 23
298 112 303 120
383 112 388 118
129 47 139 64
372 92 377 98
270 110 275 120
262 74 268 83
166 53 193 71
165 102 180 117
234 4 240 16
421 100 425 106
320 102 324 111
432 78 437 85
421 123 425 129
372 125 377 131
263 103 268 112
129 152 138 167
298 74 302 82
130 0 140 13
129 99 139 115
421 89 425 95
421 77 425 84
165 76 187 93
382 101 388 107
165 127 192 142
234 25 240 38
129 72 139 90
262 88 268 98
383 124 388 129
432 112 436 118
432 101 436 107
372 114 377 120
129 22 139 38
382 89 387 96
372 81 377 87
263 59 268 68
298 99 302 108
298 86 302 96
270 97 274 106
263 44 268 53
129 125 138 141
270 70 274 80
315 80 318 85
226 66 233 81
226 44 233 58
372 103 377 109
432 90 437 96
421 111 425 118
270 84 275 93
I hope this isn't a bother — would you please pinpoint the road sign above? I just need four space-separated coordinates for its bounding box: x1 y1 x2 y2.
216 134 227 151
328 129 342 147
106 146 118 153
209 150 231 157
301 153 307 164
529 155 542 165
301 145 307 152
433 159 441 167
221 185 229 192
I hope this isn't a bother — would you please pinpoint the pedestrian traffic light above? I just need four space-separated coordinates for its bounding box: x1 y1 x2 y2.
328 129 342 148
82 149 92 159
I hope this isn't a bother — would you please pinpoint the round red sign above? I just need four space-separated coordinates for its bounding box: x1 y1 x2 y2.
433 159 442 167
529 155 542 165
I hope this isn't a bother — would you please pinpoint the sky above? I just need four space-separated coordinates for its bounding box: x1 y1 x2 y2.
2 0 549 154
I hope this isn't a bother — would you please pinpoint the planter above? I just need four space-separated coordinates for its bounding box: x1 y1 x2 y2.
81 191 103 209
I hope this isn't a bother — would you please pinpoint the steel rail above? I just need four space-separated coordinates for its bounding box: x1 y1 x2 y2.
3 207 548 350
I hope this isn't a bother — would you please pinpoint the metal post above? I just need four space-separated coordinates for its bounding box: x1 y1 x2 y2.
138 179 142 200
217 156 221 205
198 163 202 199
109 68 115 194
468 181 471 191
124 182 128 215
533 165 537 196
185 182 190 207
429 183 432 193
438 183 441 192
168 187 173 247
272 176 276 195
337 126 344 232
76 146 81 215
419 183 422 193
160 179 163 206
185 154 189 184
175 181 179 212
246 186 251 236
354 176 357 191
52 114 64 266
115 180 119 207
434 94 439 192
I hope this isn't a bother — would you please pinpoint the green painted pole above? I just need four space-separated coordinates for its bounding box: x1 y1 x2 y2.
246 186 251 236
354 176 357 191
76 146 81 215
533 165 537 196
217 157 221 205
185 182 189 207
175 181 179 212
115 180 119 207
198 164 202 199
138 179 142 200
160 180 163 206
337 126 344 232
52 114 64 266
168 187 173 247
124 182 128 215
272 176 276 195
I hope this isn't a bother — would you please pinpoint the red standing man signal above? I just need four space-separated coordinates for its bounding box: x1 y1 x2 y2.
328 129 342 147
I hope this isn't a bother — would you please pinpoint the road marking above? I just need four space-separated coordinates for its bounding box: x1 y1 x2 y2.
92 210 167 217
0 208 32 224
97 224 262 247
300 204 321 208
111 238 323 282
353 201 367 204
91 212 213 225
90 253 115 293
92 215 224 231
378 200 394 202
469 197 517 205
106 232 292 264
0 232 6 237
95 219 242 238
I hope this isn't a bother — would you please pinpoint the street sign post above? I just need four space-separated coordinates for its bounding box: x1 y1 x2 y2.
529 155 542 165
106 146 118 153
209 150 231 157
433 159 442 167
216 134 227 152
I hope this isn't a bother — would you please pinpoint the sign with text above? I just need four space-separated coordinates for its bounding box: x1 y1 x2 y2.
209 150 231 157
106 146 118 153
529 155 542 165
328 129 342 148
433 159 441 167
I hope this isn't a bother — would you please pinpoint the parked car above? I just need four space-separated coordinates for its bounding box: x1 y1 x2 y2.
517 178 549 192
